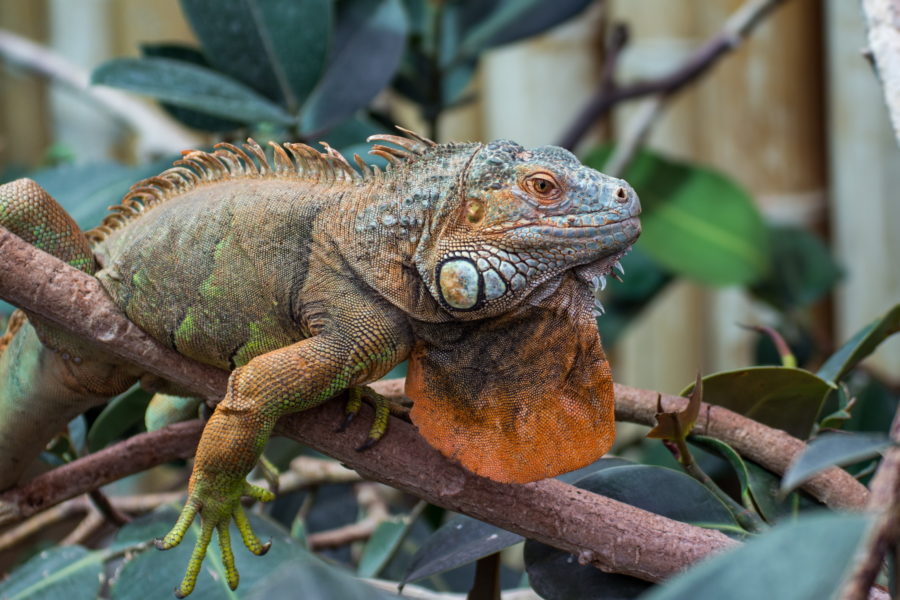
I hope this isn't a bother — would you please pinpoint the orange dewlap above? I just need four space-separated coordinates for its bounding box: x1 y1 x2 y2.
406 275 616 483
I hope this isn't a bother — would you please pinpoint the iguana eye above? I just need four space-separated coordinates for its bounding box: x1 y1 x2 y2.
523 173 561 203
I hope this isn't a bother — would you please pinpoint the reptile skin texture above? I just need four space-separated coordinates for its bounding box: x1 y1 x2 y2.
0 129 641 596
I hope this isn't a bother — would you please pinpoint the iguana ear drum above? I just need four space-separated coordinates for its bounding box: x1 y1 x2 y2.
437 258 482 310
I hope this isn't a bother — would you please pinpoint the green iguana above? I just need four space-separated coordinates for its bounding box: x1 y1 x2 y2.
0 129 640 596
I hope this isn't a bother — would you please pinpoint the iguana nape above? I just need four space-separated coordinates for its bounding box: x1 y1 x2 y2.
0 129 641 596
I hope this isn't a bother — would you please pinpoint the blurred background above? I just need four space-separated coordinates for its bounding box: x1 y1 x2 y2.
0 0 897 416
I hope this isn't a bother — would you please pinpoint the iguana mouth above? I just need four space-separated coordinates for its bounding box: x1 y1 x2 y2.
526 215 641 238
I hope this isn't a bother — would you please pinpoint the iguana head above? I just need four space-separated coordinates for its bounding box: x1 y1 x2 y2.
402 137 641 484
416 139 641 318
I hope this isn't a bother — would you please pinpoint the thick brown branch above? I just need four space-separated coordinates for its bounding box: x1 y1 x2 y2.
0 403 738 582
839 407 900 599
0 226 869 582
558 0 789 151
0 227 227 401
613 385 870 511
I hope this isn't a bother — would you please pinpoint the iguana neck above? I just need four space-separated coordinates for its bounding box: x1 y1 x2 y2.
333 142 481 323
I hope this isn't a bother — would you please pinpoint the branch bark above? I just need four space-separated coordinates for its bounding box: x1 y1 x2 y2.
557 0 790 151
860 0 900 145
839 408 900 599
0 226 870 582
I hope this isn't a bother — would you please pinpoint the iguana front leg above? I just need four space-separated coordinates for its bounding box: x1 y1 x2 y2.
156 301 411 597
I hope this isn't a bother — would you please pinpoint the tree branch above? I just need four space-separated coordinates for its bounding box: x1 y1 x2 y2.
859 0 900 145
839 407 900 599
557 0 789 151
0 226 870 583
0 30 200 159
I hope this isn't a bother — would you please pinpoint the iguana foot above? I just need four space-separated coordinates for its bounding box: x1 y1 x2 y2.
336 385 407 450
155 474 274 597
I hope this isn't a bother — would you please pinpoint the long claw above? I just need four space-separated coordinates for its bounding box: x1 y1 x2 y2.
338 387 363 431
336 410 355 432
356 437 379 452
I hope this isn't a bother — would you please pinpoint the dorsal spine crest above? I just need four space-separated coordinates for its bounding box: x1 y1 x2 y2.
84 128 438 245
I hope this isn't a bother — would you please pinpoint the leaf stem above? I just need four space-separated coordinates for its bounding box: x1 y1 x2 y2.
672 434 765 533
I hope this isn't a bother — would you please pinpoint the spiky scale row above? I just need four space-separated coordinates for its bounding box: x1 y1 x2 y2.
84 128 437 246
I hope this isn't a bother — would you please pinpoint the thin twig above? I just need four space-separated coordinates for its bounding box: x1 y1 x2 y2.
0 491 183 552
602 95 664 177
307 482 390 550
88 488 130 527
839 408 900 600
0 30 200 159
60 509 104 546
557 0 790 151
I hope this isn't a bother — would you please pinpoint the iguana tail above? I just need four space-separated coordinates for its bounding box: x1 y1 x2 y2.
0 179 137 491
0 178 96 274
0 310 26 358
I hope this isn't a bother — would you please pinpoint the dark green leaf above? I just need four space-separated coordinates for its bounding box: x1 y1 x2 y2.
0 546 104 600
681 367 835 439
641 512 872 600
322 114 386 149
140 44 244 132
524 464 741 600
570 464 740 527
781 432 893 494
460 0 593 54
524 541 653 600
180 0 331 108
818 385 854 430
92 58 293 125
401 458 630 585
842 374 899 434
401 514 522 585
87 388 152 452
358 520 406 578
750 225 842 311
247 561 399 600
583 147 769 286
300 0 408 133
743 460 798 522
818 303 900 383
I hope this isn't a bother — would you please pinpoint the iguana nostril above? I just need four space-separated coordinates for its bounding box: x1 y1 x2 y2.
615 187 628 203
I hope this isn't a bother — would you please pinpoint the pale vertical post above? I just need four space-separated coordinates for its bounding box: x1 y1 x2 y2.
608 0 707 395
825 0 900 379
0 0 51 168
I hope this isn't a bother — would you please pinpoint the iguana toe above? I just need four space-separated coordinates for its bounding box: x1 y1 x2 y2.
159 476 275 597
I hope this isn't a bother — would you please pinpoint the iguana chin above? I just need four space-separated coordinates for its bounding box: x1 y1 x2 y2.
0 128 640 596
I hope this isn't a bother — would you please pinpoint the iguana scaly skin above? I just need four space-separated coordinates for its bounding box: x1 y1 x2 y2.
0 129 640 596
